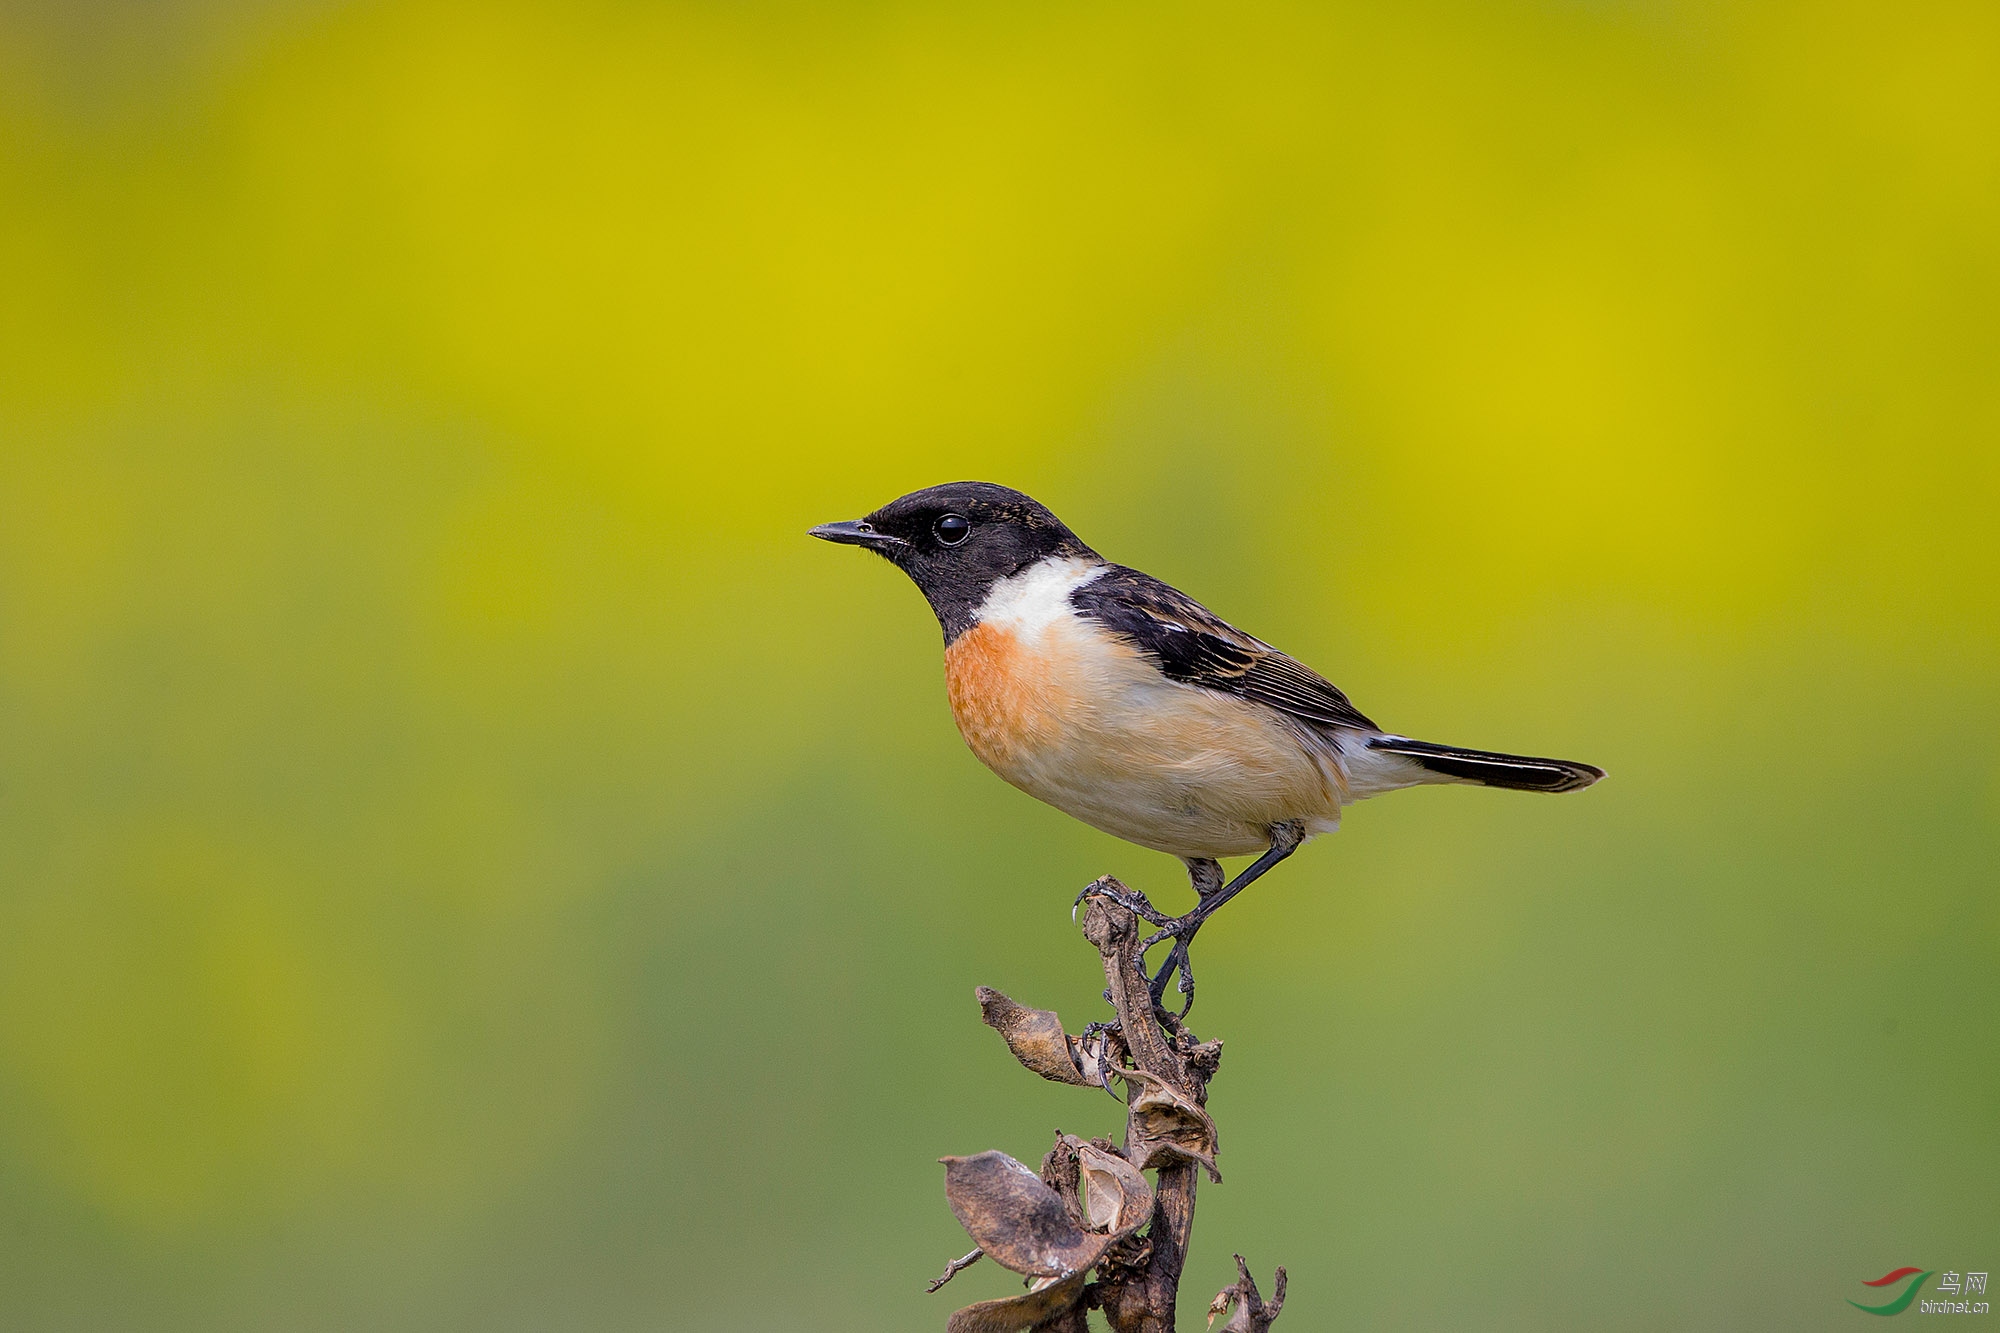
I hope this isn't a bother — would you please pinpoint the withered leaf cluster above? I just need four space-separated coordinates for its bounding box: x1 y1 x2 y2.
931 882 1283 1333
938 1139 1151 1333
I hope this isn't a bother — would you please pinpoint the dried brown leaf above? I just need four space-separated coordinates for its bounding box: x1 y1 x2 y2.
1069 1138 1151 1234
976 988 1091 1086
1122 1068 1222 1181
940 1143 1156 1333
940 1152 1093 1278
944 1271 1090 1333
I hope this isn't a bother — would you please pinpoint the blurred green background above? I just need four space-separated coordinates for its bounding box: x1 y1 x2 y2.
1 1 1995 1328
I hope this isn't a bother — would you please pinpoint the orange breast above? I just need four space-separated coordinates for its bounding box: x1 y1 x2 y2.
943 621 1066 779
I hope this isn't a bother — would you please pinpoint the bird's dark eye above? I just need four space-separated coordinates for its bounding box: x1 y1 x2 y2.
934 513 971 545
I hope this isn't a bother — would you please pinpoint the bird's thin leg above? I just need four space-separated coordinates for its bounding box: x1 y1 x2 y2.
1148 858 1222 1010
1146 822 1306 1012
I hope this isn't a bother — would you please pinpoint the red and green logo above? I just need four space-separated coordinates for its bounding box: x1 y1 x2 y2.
1848 1268 1932 1316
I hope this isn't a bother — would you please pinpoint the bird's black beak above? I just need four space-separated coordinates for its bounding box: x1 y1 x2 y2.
808 519 905 551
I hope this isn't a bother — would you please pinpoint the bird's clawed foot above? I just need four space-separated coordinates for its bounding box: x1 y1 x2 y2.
1074 876 1206 1020
1075 1020 1128 1100
1072 877 1175 929
1142 919 1202 1018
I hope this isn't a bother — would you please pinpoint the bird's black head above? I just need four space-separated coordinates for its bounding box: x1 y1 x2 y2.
810 482 1096 641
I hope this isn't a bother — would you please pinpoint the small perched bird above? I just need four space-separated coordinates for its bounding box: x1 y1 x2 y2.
811 482 1602 1013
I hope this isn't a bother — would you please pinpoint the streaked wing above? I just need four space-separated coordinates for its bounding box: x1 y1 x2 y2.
1071 565 1378 732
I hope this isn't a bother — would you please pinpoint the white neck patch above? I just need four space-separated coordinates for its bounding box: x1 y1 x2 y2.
973 556 1107 638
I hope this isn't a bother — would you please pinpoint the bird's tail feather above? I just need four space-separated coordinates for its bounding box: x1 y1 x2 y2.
1365 736 1604 793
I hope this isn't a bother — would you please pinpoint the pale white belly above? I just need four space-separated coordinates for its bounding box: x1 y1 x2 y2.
944 613 1351 859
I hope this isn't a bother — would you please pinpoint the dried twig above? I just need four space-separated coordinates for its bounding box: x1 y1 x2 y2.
926 1248 984 1294
1207 1254 1287 1332
1080 882 1201 1333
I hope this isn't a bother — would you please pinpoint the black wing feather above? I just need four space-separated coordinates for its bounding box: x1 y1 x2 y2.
1070 565 1378 732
